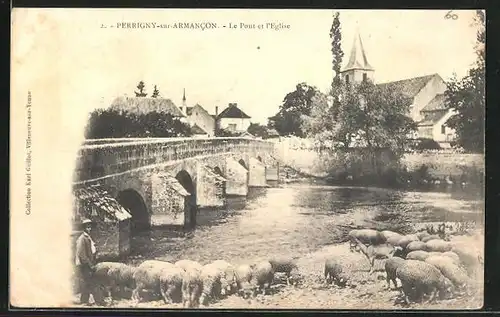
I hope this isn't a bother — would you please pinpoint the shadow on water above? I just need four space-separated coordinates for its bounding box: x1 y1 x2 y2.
126 183 484 266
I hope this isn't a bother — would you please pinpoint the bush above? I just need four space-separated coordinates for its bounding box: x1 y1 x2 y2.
85 109 193 138
413 138 442 151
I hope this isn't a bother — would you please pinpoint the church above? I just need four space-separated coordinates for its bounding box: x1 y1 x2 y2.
339 32 457 148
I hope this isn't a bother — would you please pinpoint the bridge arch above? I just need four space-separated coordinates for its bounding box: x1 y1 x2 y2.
117 189 149 235
175 170 197 228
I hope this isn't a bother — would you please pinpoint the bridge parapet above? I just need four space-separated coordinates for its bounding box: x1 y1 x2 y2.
75 137 275 182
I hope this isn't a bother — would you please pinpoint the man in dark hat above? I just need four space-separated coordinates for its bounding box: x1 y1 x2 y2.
75 218 98 305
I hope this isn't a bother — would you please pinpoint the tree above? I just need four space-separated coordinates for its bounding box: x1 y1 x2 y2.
268 83 321 137
135 81 147 97
84 109 193 138
303 81 417 176
330 11 344 103
336 81 416 156
444 10 485 153
151 85 160 98
302 12 344 148
247 123 269 139
301 90 339 146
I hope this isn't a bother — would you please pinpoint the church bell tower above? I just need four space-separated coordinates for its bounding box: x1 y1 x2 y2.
340 30 375 85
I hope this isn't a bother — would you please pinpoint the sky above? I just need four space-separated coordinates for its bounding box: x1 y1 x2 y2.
16 9 482 125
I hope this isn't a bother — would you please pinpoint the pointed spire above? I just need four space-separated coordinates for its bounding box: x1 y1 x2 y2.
342 29 374 72
182 88 186 102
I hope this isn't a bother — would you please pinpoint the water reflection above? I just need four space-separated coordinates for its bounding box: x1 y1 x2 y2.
127 184 484 267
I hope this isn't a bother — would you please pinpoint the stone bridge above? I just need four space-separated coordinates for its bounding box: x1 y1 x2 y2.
73 137 279 235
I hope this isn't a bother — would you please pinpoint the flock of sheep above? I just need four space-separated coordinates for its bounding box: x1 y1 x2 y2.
85 226 482 308
344 228 483 305
90 256 302 307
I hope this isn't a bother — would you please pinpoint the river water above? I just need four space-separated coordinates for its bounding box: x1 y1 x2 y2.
128 183 483 267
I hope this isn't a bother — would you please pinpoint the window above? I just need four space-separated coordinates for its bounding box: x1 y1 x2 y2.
441 125 446 134
345 75 350 85
228 124 237 132
363 73 367 82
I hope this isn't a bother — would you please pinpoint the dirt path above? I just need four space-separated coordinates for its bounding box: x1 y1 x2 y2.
82 231 483 310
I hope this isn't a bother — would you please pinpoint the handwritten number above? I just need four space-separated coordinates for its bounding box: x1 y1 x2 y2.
445 10 458 20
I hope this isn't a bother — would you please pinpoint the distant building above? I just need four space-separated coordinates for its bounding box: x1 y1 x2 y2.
179 89 216 137
340 31 457 147
110 95 187 123
216 103 252 133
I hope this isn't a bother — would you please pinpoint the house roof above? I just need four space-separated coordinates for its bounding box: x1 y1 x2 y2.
421 93 447 112
376 74 439 98
217 104 251 119
417 110 448 127
73 184 132 222
189 104 215 120
342 31 374 72
110 96 186 117
239 131 255 138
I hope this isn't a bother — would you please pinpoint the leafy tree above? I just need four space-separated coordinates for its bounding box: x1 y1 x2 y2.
444 10 485 153
85 109 193 138
304 81 416 175
135 81 147 97
301 91 339 147
330 11 344 103
337 81 416 156
151 85 160 98
268 83 321 137
247 123 269 139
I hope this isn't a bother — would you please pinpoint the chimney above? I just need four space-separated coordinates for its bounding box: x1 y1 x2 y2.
215 106 219 116
229 102 237 107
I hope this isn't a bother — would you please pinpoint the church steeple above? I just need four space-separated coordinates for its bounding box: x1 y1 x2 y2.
180 88 187 114
340 29 375 84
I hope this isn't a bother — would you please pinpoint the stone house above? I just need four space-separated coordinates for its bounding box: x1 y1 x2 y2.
178 89 216 137
216 103 252 133
340 31 457 147
72 184 132 260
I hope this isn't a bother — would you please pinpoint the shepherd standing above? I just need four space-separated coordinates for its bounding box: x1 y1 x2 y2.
75 218 98 305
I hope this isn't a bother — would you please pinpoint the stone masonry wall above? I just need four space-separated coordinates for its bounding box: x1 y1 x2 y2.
225 157 249 196
196 165 226 207
150 174 185 226
248 157 267 187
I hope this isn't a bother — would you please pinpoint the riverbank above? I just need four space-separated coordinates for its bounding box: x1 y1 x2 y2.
82 228 483 310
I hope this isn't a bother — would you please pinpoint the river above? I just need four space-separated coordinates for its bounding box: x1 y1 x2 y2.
127 183 484 267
